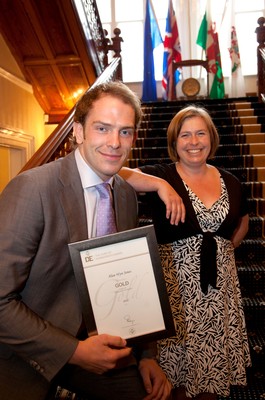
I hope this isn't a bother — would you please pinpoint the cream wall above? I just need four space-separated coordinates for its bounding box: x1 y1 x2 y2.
0 34 52 192
0 73 46 149
0 34 49 150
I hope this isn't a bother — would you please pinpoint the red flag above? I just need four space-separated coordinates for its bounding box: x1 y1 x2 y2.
162 0 181 100
196 2 225 99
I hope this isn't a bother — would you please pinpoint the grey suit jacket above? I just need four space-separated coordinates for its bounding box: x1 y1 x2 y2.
0 151 138 384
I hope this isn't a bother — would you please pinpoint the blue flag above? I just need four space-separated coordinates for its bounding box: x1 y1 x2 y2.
142 0 163 102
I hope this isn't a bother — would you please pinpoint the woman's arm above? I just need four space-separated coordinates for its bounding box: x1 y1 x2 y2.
119 167 185 225
231 214 249 248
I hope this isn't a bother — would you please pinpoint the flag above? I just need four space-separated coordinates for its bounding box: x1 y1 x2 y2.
142 0 163 102
228 25 245 97
196 3 225 99
162 0 182 100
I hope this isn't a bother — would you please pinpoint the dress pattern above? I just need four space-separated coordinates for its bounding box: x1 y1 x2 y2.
158 177 251 397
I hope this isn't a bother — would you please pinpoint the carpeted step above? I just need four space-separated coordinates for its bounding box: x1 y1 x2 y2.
134 134 265 147
247 328 265 372
231 108 260 117
126 157 170 168
242 133 265 144
210 155 264 169
141 96 259 109
237 261 265 296
225 167 265 183
235 239 265 263
244 182 265 198
130 146 168 160
138 124 265 143
246 217 265 239
219 133 265 145
127 155 257 169
244 144 265 155
242 124 265 134
247 198 265 217
251 155 265 167
135 137 168 147
128 155 261 169
141 107 265 120
136 134 265 147
231 101 261 110
216 143 265 156
141 100 263 115
137 127 167 137
138 123 265 136
132 145 265 159
217 370 265 400
214 116 265 126
242 294 265 330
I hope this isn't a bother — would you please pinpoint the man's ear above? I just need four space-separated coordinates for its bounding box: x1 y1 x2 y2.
73 122 84 144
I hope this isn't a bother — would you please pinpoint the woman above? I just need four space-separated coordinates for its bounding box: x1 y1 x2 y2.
120 105 251 399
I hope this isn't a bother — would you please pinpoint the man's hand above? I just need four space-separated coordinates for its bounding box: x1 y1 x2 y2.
157 181 185 225
69 334 132 374
139 358 172 400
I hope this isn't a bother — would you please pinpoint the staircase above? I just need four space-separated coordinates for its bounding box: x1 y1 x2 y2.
54 96 264 400
127 96 265 400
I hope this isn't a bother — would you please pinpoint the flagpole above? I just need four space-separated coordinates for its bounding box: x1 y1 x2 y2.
188 0 192 78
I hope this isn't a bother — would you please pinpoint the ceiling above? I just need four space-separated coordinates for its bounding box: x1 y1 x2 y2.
0 0 100 123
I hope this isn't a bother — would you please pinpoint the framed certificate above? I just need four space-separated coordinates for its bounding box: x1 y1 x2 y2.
68 225 175 345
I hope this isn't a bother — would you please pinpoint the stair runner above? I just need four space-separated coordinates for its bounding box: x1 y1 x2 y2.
55 97 265 400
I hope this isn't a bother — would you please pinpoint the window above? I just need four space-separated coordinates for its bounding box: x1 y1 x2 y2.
96 0 265 82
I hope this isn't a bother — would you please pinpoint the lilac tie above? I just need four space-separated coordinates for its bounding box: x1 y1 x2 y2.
96 182 117 236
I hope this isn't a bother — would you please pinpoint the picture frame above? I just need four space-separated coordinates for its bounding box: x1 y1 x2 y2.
68 225 175 345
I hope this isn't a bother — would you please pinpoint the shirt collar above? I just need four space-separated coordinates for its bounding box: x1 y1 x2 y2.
75 148 114 189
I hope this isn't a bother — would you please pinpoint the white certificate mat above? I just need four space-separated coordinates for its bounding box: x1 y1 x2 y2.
68 225 175 345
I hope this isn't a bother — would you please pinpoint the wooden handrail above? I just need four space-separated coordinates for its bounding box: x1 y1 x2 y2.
19 58 122 173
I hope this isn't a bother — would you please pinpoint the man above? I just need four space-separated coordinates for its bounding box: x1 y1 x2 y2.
0 81 174 400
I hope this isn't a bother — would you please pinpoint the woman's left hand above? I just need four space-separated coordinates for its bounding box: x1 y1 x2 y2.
157 181 185 225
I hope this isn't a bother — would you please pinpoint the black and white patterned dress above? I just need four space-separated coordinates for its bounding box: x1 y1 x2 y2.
140 163 251 398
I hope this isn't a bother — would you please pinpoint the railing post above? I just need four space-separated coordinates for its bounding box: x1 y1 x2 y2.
255 17 265 102
103 28 123 81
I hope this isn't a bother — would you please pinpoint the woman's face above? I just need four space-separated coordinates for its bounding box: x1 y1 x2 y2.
176 116 211 168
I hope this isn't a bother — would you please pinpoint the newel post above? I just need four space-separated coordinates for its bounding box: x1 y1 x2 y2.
255 17 265 102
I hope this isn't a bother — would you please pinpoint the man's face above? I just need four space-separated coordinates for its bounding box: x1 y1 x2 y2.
74 95 137 181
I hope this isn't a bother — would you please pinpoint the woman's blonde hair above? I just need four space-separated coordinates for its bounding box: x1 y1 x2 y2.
167 105 220 162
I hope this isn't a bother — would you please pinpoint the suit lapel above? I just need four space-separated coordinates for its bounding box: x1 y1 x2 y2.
58 152 88 243
113 175 138 232
113 177 126 231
